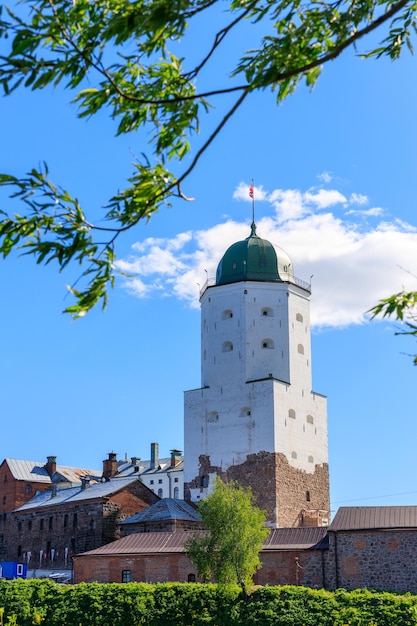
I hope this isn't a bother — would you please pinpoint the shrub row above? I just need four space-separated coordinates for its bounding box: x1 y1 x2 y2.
0 580 417 626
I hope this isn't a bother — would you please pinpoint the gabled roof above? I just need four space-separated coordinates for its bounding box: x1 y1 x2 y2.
76 526 328 559
115 458 183 478
121 498 201 525
329 506 417 531
14 476 142 512
4 458 100 484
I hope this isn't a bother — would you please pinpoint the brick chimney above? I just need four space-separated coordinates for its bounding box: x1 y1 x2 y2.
45 455 57 477
102 452 118 481
150 443 159 470
170 449 182 467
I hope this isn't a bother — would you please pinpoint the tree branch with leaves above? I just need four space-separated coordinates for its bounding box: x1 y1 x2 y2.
0 0 416 316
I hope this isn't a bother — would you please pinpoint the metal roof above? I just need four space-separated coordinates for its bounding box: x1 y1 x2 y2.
116 458 183 478
14 476 141 512
264 527 328 550
76 526 328 558
329 506 417 531
4 458 101 484
121 498 201 525
75 531 195 557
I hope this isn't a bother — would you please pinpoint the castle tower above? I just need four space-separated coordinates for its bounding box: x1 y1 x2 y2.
184 222 330 528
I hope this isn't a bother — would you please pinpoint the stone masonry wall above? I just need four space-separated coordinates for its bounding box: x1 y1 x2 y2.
185 451 329 528
326 529 417 593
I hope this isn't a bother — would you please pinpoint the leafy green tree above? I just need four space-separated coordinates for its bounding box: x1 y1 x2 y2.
369 290 417 364
0 0 415 316
186 477 269 597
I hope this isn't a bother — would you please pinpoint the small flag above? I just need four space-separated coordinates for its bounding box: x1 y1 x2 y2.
249 183 254 199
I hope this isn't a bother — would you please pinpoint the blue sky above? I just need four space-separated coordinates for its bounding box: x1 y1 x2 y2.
1 5 417 517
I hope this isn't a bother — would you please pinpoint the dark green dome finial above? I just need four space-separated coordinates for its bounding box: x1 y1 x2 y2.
216 224 294 286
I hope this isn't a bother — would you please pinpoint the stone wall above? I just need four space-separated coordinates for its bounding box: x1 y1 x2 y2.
185 451 329 528
326 529 417 593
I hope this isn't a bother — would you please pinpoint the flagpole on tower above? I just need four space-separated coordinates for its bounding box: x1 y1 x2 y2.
249 180 255 226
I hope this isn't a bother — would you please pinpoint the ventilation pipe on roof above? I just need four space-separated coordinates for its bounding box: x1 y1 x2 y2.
150 443 159 470
80 477 90 490
170 449 182 467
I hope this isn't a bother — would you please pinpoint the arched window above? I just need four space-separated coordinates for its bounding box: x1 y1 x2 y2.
288 409 296 419
262 338 274 349
306 490 311 502
291 451 297 459
174 487 179 498
296 313 303 322
261 307 274 317
308 455 314 464
306 414 314 424
158 488 163 498
188 573 196 582
200 475 208 488
297 344 304 355
222 341 233 352
221 309 233 319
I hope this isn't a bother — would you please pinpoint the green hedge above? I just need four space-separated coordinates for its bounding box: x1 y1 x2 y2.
0 581 417 626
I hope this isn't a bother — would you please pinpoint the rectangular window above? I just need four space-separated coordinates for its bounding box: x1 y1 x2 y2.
73 513 78 528
18 522 22 532
49 517 53 530
158 479 163 484
17 545 22 557
64 514 68 528
40 519 44 531
122 570 131 583
174 478 179 483
28 520 32 531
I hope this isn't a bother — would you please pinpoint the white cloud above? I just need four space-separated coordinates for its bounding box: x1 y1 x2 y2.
346 207 384 217
349 193 369 206
317 171 333 183
115 182 417 328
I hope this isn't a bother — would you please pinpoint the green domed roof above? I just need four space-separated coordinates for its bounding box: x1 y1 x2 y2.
216 222 294 286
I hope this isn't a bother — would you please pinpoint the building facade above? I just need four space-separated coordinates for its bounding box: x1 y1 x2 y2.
184 223 329 527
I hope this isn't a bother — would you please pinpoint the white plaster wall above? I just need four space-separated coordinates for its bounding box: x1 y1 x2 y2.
185 278 328 497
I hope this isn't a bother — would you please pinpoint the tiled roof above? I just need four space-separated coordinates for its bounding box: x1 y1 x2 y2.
76 526 328 558
121 499 201 525
14 476 141 512
5 458 100 484
329 506 417 531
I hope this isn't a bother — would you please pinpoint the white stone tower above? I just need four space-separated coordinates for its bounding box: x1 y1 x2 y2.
184 222 329 528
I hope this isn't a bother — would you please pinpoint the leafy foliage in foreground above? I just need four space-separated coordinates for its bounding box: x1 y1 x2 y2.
186 478 269 596
369 290 417 364
1 580 417 626
0 0 416 316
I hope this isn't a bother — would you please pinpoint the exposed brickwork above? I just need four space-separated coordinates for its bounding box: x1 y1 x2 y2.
73 548 326 586
74 553 199 584
2 481 158 565
185 452 329 528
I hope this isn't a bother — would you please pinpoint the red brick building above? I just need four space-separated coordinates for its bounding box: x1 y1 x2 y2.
74 505 417 593
0 456 100 560
6 476 159 568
